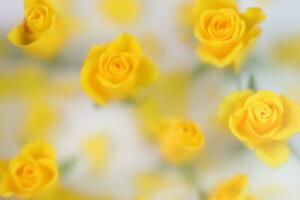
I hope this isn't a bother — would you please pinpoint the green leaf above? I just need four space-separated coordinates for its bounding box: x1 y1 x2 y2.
199 191 208 200
94 103 102 109
59 156 78 177
191 63 210 81
123 96 138 105
180 163 197 186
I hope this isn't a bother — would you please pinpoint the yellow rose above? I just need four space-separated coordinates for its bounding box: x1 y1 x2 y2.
158 119 205 164
193 0 265 69
209 175 255 200
219 90 300 167
0 141 58 197
7 0 69 59
80 33 157 105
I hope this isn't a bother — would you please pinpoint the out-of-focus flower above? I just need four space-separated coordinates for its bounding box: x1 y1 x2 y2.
140 32 163 60
176 1 196 45
272 34 300 67
193 0 265 70
81 33 157 105
0 67 47 100
136 71 189 140
135 173 166 198
208 174 255 200
0 141 58 197
219 90 300 167
0 160 8 176
257 0 273 6
20 101 58 142
29 184 114 200
0 66 77 101
7 0 71 59
157 119 205 165
135 172 199 200
99 0 141 25
81 134 110 172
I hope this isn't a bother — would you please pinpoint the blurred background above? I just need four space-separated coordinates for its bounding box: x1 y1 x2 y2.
1 0 300 199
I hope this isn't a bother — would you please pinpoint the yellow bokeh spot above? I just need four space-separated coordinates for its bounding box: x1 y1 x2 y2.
81 134 110 172
99 0 141 25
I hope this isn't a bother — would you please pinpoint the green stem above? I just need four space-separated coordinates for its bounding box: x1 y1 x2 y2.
234 73 242 90
191 63 210 81
289 143 300 162
180 164 207 199
248 74 257 91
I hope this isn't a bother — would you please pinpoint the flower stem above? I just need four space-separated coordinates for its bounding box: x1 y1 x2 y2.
180 164 208 199
234 73 242 90
289 143 300 162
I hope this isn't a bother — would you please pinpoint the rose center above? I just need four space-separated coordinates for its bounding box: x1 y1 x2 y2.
16 163 38 179
253 103 274 123
200 9 246 44
24 4 53 34
177 123 202 147
98 52 138 84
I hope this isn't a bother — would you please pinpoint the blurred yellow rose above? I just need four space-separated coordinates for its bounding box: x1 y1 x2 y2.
193 0 265 69
30 184 113 200
7 0 70 59
158 119 205 164
135 171 198 200
209 174 255 200
272 34 300 67
176 1 195 46
0 141 58 197
81 134 110 172
0 66 76 101
99 0 141 25
20 101 58 142
219 90 300 167
81 33 157 105
136 71 189 140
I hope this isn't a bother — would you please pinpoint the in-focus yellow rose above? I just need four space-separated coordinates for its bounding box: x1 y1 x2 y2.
81 33 157 105
193 0 265 69
99 0 141 25
219 90 300 167
158 119 205 164
7 0 69 59
0 141 58 197
209 175 255 200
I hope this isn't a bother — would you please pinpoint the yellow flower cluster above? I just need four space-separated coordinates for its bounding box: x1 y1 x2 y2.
4 0 300 199
0 141 58 197
219 90 300 167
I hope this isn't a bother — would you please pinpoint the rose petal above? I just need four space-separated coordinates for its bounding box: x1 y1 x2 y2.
255 141 290 167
